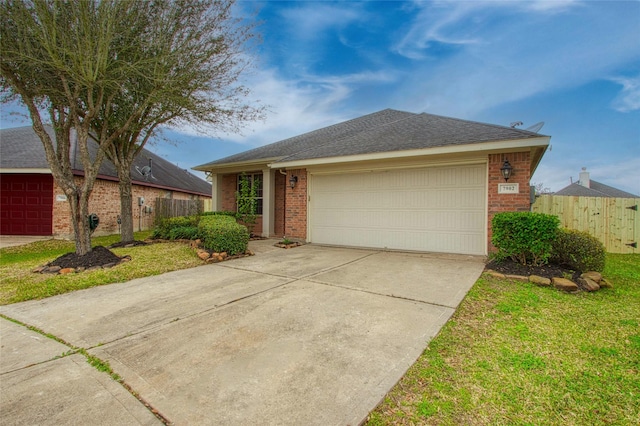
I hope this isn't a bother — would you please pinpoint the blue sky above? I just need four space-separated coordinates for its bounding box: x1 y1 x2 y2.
2 0 639 195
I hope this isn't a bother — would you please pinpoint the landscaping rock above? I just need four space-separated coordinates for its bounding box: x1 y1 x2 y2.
552 277 579 293
103 262 117 269
87 265 102 271
32 266 46 273
529 275 551 286
599 278 613 289
59 268 75 275
197 250 210 260
578 277 600 292
505 274 528 282
245 250 254 256
581 271 602 283
485 270 506 279
45 266 61 274
220 252 228 259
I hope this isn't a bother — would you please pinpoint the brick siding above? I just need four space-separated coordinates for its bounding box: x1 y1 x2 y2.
285 169 307 239
52 177 209 238
487 151 532 252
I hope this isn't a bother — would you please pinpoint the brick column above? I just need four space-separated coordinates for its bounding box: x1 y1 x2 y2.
285 169 307 240
487 151 531 252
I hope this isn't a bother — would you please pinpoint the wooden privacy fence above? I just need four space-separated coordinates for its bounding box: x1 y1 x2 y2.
532 195 639 254
154 198 204 224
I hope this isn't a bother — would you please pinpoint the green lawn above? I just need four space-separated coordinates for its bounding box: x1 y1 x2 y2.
0 232 203 305
367 253 640 425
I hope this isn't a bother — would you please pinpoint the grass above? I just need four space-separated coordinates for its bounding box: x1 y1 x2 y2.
2 236 638 424
0 231 203 305
367 253 640 425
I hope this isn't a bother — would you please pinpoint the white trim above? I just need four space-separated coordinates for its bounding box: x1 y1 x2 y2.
193 158 279 173
270 137 549 169
0 168 51 174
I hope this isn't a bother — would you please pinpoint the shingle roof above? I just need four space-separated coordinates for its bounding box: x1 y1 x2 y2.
555 180 638 198
195 109 546 169
0 125 211 196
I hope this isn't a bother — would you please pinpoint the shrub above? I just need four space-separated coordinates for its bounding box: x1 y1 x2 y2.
492 212 560 266
152 216 200 240
167 226 200 241
201 211 238 219
551 228 606 272
198 215 249 255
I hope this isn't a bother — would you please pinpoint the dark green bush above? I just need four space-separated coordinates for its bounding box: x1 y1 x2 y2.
152 215 200 239
551 228 606 272
201 211 239 219
167 226 200 241
492 212 560 266
198 215 249 255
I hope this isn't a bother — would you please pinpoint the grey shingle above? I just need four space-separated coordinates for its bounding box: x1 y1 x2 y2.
555 181 638 198
195 109 545 169
194 109 415 168
1 125 211 196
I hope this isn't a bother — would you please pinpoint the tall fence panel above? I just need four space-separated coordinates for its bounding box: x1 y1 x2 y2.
532 195 639 254
154 198 204 224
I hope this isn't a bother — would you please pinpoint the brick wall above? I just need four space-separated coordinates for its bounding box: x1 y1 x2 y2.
52 177 209 238
487 151 532 252
285 169 307 239
274 172 286 237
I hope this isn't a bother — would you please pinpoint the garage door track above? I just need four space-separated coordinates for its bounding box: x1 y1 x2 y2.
0 241 484 425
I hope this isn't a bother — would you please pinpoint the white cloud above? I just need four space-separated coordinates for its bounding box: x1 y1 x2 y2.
391 1 640 117
610 75 640 112
169 67 395 147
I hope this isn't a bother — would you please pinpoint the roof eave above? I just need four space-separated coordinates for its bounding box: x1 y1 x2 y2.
270 136 550 169
192 157 281 173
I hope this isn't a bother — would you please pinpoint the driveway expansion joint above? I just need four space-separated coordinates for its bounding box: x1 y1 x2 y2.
0 314 171 425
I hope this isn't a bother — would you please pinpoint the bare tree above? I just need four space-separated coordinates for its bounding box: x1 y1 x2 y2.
1 0 262 251
1 0 151 255
90 0 262 243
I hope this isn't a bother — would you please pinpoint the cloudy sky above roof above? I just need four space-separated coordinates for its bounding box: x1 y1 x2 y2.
2 0 639 195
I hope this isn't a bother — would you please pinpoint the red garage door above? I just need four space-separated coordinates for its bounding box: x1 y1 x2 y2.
0 174 54 235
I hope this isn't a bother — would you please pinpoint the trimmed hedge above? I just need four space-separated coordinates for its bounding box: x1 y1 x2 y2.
492 212 560 266
152 215 200 240
201 211 239 219
551 228 606 272
198 215 249 255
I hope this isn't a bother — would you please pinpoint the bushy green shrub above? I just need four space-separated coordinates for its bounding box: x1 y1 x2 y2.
201 211 239 219
491 212 560 266
551 228 606 272
167 226 200 241
152 215 201 239
198 215 249 255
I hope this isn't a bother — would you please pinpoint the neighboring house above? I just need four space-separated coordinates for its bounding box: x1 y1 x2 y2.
554 167 639 198
0 125 211 237
194 109 550 256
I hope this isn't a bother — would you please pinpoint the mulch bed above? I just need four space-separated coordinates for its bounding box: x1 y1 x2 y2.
107 240 149 249
485 258 581 280
49 246 123 269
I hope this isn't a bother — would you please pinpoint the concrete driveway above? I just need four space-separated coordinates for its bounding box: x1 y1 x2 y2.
0 240 484 425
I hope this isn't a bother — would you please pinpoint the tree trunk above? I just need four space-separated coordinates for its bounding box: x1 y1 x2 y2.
68 188 93 256
118 170 135 243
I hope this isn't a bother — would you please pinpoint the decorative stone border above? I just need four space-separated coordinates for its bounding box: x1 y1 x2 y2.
485 270 612 293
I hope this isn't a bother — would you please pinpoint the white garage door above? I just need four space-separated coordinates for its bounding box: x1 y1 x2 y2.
309 164 486 255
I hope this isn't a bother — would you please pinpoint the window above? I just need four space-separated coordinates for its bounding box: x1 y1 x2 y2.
237 173 263 215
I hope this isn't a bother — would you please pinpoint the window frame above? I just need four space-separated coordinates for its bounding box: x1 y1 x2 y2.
236 172 263 215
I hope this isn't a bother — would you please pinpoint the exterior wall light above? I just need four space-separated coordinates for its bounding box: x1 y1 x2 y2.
289 175 298 189
500 160 513 182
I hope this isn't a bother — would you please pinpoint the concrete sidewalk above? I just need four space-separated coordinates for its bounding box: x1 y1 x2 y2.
0 240 484 425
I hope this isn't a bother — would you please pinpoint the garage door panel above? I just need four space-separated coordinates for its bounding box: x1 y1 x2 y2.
1 174 53 235
310 164 486 255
